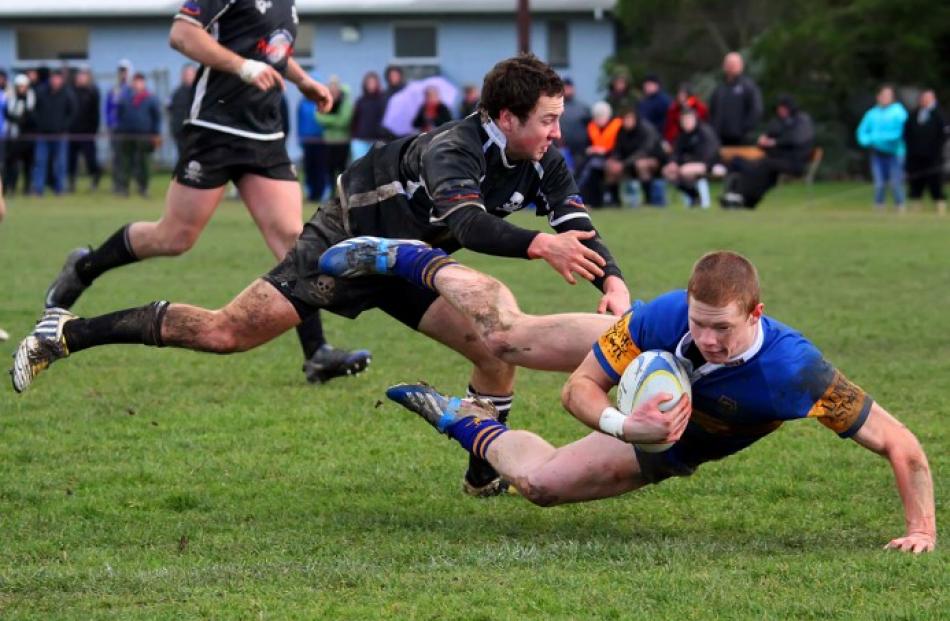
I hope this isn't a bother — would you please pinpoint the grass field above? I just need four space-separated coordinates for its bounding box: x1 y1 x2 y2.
0 179 947 619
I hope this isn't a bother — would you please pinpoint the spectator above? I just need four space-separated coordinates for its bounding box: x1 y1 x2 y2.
605 71 635 115
412 85 452 134
856 85 908 211
721 95 815 209
105 59 133 191
904 89 947 215
577 100 622 207
167 63 196 159
350 71 387 161
32 69 76 195
0 70 7 177
559 77 589 174
664 83 709 143
114 72 161 197
4 74 36 195
317 77 353 196
662 107 720 208
605 107 668 206
297 81 326 203
384 65 406 99
709 52 763 145
637 74 671 134
68 67 102 192
458 84 480 118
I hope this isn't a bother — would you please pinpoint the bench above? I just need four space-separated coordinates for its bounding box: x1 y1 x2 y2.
716 146 824 185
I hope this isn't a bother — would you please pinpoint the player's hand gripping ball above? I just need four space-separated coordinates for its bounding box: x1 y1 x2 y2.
617 350 692 452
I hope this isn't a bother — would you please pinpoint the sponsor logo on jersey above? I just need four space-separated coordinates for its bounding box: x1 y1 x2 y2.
255 0 273 14
257 29 294 64
500 191 525 213
180 1 201 17
184 160 203 182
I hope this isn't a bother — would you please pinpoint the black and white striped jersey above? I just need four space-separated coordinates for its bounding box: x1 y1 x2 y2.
175 0 297 140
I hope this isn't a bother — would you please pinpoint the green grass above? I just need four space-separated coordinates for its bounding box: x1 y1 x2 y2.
0 180 947 619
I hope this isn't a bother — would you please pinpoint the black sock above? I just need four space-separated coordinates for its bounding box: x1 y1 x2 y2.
465 386 513 487
296 312 326 359
64 301 169 353
75 224 139 286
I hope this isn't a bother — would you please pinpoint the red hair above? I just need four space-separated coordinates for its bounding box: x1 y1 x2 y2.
687 251 760 313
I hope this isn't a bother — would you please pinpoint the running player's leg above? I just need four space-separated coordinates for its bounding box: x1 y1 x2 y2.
237 173 371 383
12 278 301 393
45 180 225 309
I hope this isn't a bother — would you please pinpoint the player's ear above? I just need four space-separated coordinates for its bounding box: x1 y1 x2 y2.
750 303 764 321
497 108 516 132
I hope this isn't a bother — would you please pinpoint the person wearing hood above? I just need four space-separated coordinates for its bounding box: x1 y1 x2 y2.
350 71 388 161
856 85 908 211
721 95 815 209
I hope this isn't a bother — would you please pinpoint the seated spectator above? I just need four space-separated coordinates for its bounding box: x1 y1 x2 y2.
605 107 668 206
412 85 452 133
664 83 709 144
637 74 671 133
662 107 720 208
904 89 947 215
720 95 815 209
577 101 623 207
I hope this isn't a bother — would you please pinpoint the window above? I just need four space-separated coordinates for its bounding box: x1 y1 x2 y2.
547 20 568 68
16 26 89 61
394 24 437 60
295 23 315 57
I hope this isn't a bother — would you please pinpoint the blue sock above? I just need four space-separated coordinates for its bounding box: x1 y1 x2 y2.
392 246 458 291
445 416 509 460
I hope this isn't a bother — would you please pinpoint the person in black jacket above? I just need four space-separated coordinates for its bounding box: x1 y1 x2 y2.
662 107 720 207
68 67 102 192
114 73 162 197
709 52 763 146
166 63 197 159
605 107 668 206
720 95 815 209
904 89 947 215
31 70 76 195
412 85 452 134
3 74 36 195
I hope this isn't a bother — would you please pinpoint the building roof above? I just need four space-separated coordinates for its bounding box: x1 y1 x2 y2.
0 0 615 18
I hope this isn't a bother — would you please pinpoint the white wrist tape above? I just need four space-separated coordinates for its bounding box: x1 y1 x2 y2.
238 59 268 84
598 406 626 439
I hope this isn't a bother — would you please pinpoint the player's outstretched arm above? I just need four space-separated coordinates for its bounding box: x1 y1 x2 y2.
169 20 284 92
851 403 936 553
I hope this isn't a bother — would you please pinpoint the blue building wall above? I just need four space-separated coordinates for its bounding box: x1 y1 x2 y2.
0 12 615 164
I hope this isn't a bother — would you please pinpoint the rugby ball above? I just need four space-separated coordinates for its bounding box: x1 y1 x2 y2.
616 350 692 453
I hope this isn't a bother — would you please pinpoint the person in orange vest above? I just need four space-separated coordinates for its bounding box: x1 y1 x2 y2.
578 101 623 207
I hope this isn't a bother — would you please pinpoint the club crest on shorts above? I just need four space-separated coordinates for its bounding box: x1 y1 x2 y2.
183 160 203 182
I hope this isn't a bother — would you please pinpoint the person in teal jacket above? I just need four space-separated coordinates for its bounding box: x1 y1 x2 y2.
317 77 353 197
856 85 908 210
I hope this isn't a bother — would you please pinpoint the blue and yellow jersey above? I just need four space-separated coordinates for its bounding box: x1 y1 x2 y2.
592 290 873 472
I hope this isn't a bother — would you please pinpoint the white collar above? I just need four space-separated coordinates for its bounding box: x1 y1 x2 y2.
674 319 765 382
481 116 516 169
